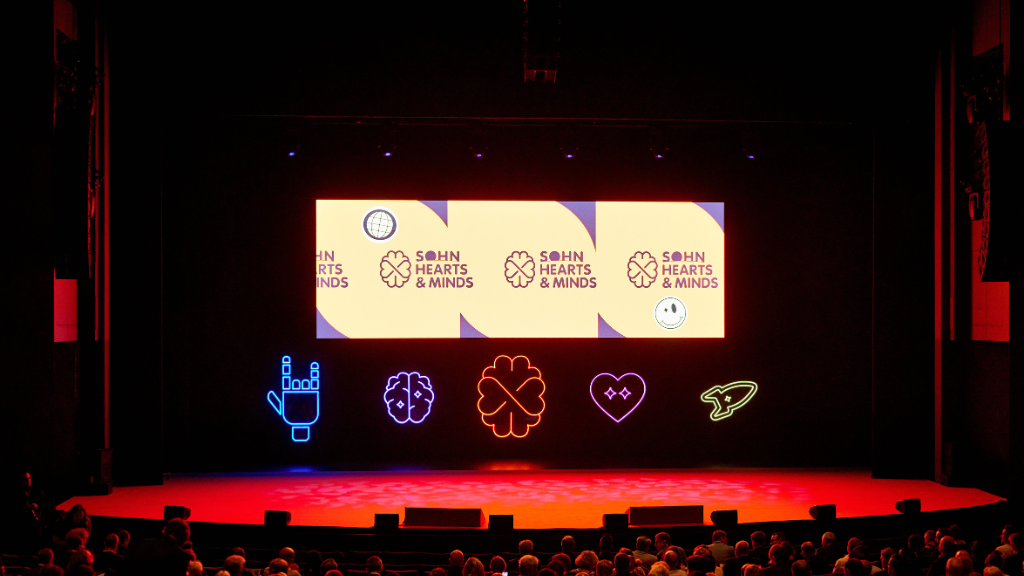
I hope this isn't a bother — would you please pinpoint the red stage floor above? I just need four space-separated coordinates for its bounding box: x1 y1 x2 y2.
61 468 1003 530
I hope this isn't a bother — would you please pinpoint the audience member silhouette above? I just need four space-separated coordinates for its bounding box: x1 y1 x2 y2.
562 537 578 560
1002 534 1022 576
664 550 687 576
94 534 123 575
818 535 844 566
66 549 95 576
124 518 191 576
465 557 485 576
749 534 771 567
635 537 659 571
724 541 753 576
600 535 618 562
520 556 540 576
449 551 466 576
762 544 793 576
577 551 600 574
710 532 735 566
656 534 688 565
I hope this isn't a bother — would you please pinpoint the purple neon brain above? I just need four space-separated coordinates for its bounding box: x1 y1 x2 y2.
384 372 435 424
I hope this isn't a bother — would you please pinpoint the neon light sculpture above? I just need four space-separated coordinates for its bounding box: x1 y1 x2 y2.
384 371 435 424
700 381 758 421
477 355 546 438
267 356 321 442
590 373 646 422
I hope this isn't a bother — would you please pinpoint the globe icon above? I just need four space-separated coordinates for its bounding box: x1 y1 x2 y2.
362 208 397 241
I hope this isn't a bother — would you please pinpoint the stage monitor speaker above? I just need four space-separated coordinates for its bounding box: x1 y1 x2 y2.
895 499 921 514
710 510 738 526
489 514 514 532
603 514 629 531
628 506 703 526
375 513 400 531
264 510 292 527
163 506 191 521
809 505 836 521
404 507 484 528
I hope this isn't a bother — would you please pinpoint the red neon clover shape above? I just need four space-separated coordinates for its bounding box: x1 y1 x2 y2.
477 355 546 438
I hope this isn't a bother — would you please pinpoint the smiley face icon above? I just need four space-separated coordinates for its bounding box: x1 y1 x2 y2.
654 296 687 330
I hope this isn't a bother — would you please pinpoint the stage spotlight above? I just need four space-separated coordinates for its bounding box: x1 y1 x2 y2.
895 499 921 514
163 506 191 521
284 128 300 157
741 130 761 161
264 510 292 527
558 125 579 159
378 123 398 158
649 127 668 159
468 122 489 159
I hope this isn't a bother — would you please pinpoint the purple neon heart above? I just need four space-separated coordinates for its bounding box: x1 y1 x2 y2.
590 373 646 423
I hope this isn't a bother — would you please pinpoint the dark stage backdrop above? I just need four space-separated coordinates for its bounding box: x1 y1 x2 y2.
160 120 872 472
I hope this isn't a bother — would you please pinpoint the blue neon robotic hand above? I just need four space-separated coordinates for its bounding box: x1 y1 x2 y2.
267 356 320 442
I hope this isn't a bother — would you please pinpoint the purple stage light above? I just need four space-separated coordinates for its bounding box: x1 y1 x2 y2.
565 153 574 159
288 151 296 157
747 154 755 159
384 151 392 157
655 154 664 159
475 153 483 158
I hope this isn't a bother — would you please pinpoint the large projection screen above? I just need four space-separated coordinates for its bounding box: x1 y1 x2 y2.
316 200 724 338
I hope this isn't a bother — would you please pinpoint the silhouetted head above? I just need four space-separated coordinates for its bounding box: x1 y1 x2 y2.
450 551 465 568
577 551 599 572
224 555 245 576
520 555 539 576
601 534 616 552
614 553 633 575
464 557 485 576
163 518 190 546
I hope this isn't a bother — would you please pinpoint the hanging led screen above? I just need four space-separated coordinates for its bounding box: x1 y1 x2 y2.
316 200 724 338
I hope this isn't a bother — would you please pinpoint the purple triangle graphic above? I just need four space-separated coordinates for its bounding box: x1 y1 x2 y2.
460 314 488 338
598 314 625 338
557 201 597 249
316 308 348 339
694 202 724 232
420 201 448 227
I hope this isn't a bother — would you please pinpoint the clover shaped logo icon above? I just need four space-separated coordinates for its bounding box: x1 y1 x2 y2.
384 371 435 424
504 251 536 288
380 250 411 287
477 355 546 438
627 251 658 288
